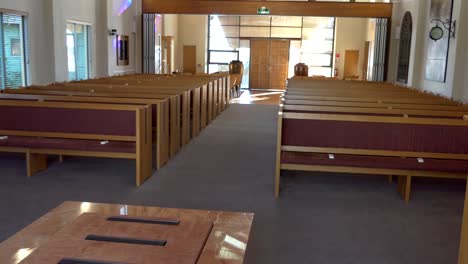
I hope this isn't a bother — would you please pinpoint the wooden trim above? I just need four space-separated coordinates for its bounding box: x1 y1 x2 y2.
281 146 468 160
283 105 468 117
0 93 164 104
135 107 154 186
275 109 283 198
284 98 456 106
142 1 393 18
0 8 28 16
0 131 136 142
207 82 214 123
282 98 468 111
156 103 163 169
212 80 219 118
0 99 143 111
0 147 28 153
30 149 136 159
181 91 191 145
201 84 208 128
6 89 174 100
26 152 47 177
282 112 468 126
192 87 201 137
280 164 467 179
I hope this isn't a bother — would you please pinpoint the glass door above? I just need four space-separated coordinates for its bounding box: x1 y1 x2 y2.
0 12 28 89
66 22 90 81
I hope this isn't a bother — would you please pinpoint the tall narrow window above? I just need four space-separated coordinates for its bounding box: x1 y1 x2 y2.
66 22 90 81
397 12 412 84
0 12 30 89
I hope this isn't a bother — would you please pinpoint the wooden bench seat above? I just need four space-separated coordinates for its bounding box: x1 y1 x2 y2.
0 74 230 186
282 105 468 119
76 75 229 117
0 136 136 153
2 88 183 157
276 109 468 201
0 93 170 169
0 100 152 186
281 152 468 174
48 83 198 143
283 96 457 105
281 98 468 111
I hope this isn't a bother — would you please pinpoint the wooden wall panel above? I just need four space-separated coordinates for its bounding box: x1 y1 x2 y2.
143 0 393 18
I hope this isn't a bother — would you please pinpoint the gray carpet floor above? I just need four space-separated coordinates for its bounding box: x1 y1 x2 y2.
0 104 466 264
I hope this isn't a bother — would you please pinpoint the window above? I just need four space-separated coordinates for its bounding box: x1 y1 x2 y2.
11 39 20 56
0 12 30 89
397 12 412 84
301 17 336 77
66 22 90 81
208 15 337 87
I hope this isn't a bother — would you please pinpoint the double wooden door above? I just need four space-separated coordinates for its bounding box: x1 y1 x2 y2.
250 39 290 89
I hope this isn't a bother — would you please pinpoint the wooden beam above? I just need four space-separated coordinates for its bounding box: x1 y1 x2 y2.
143 0 393 18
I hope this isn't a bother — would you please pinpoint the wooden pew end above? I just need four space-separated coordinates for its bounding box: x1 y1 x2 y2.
397 175 412 203
26 153 48 177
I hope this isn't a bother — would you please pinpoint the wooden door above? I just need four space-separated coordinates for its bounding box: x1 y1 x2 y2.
250 39 270 89
250 39 290 89
344 50 360 80
269 40 290 89
162 36 175 74
183 45 196 74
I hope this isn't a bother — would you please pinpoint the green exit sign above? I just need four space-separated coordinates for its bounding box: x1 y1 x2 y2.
257 6 270 15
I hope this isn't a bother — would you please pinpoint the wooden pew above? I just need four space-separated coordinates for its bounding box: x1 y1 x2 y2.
3 88 183 157
282 104 468 119
95 76 227 119
0 93 170 169
106 73 230 112
1 75 230 182
277 79 468 201
44 83 196 146
0 100 153 186
275 109 468 200
76 74 229 117
281 98 468 112
283 96 458 106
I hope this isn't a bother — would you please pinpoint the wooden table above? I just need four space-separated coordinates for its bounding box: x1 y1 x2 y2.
0 201 254 264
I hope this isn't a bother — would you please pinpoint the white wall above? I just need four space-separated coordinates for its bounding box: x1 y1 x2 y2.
52 0 98 82
334 17 368 80
177 15 208 74
107 0 141 76
94 0 109 78
451 0 468 102
390 0 468 101
0 0 55 84
0 0 142 85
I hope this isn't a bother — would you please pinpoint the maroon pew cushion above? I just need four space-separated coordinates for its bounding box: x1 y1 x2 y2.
281 152 468 173
0 106 136 136
282 119 468 154
0 136 135 153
